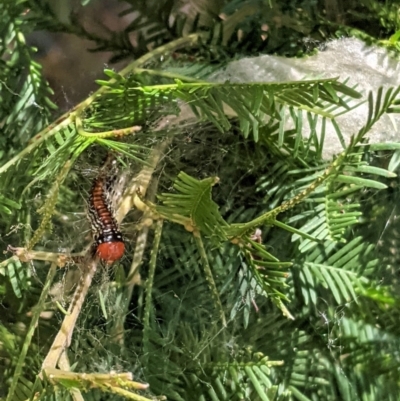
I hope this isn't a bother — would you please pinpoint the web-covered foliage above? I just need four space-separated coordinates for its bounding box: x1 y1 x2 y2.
2 1 400 401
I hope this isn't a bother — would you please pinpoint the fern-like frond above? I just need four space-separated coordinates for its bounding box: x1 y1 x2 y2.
0 3 56 164
93 70 361 143
293 236 380 309
157 171 228 241
291 186 362 253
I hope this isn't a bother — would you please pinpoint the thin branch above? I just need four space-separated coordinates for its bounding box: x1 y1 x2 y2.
142 219 163 362
6 262 58 401
194 233 227 327
40 258 98 373
116 137 172 223
43 368 150 401
58 352 85 401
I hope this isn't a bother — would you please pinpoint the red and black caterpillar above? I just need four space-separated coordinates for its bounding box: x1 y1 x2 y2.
88 158 125 264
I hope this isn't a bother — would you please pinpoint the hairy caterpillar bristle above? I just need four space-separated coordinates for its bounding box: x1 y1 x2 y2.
88 157 125 264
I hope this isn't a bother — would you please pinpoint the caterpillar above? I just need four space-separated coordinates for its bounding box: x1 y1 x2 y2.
88 157 125 264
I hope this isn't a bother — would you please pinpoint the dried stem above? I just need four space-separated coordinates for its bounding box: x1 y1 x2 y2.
44 368 151 401
40 258 98 373
56 352 85 401
5 246 85 267
116 137 172 223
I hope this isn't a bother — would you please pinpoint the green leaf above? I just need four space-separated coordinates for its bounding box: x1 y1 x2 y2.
344 165 396 178
334 175 387 189
6 260 24 298
157 172 228 241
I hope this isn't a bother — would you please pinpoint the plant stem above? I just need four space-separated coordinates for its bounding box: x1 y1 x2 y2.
40 259 98 372
6 261 58 401
194 234 227 327
142 219 163 361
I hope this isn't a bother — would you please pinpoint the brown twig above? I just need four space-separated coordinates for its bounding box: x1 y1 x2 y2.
40 258 98 373
115 137 172 224
6 245 84 267
43 368 151 401
58 352 85 401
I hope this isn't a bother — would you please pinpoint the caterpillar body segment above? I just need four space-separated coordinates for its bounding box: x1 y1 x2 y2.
88 161 125 264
